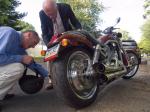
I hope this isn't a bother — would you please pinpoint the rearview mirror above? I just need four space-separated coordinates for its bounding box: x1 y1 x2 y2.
116 17 121 24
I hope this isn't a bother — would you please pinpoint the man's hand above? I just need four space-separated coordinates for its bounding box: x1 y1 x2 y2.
22 55 33 65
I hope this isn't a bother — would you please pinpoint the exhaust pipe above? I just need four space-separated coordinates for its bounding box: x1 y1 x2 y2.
106 67 127 81
93 63 127 84
93 63 105 73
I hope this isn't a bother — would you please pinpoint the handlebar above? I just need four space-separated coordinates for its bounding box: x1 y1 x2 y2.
103 27 120 34
103 17 121 34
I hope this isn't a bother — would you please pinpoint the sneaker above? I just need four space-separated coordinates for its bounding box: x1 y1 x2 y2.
46 83 53 90
46 78 53 90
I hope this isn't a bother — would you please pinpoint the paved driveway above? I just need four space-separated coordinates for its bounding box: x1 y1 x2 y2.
2 65 150 112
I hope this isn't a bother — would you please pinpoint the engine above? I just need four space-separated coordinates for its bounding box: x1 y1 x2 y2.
104 43 122 69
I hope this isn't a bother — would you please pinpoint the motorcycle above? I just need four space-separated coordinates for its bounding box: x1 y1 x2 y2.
44 18 139 108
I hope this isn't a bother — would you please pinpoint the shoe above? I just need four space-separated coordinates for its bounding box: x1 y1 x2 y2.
46 83 53 90
3 94 15 100
46 77 53 90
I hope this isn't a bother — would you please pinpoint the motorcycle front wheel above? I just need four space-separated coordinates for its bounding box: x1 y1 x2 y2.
51 48 99 108
123 52 139 79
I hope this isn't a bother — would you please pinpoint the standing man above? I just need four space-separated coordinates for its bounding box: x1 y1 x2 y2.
0 26 48 111
39 0 82 46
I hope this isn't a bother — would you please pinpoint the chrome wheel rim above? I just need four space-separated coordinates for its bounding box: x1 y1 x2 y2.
125 53 139 77
67 51 97 100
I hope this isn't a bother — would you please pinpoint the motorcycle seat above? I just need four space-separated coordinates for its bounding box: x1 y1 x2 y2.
78 30 99 45
67 30 103 46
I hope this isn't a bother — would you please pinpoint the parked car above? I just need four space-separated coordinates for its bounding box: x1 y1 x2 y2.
122 40 141 64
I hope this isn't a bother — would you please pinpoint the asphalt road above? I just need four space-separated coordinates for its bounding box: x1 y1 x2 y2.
2 65 150 112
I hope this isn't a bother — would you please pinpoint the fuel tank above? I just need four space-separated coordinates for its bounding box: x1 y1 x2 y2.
98 35 112 44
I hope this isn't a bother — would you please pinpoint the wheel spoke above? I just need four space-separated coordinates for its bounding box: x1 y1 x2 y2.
124 53 139 77
67 51 97 100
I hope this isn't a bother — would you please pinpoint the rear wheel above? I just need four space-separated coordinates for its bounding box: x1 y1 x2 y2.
123 52 139 79
52 48 99 108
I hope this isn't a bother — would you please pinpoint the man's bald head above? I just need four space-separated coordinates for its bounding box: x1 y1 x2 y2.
43 0 57 18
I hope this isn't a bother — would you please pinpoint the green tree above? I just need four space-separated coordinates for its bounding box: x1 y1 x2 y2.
139 0 150 53
143 0 150 18
58 0 104 36
118 30 132 40
0 0 34 31
139 19 150 53
17 21 35 31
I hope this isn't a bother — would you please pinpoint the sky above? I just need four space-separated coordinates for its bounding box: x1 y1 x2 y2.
17 0 145 42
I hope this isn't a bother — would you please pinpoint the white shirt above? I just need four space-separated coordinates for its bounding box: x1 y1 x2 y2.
53 10 65 34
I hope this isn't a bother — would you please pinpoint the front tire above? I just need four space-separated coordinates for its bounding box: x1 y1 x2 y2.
123 52 139 79
52 48 99 108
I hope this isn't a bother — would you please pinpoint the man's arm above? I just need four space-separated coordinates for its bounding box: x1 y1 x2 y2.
39 11 53 46
67 4 82 29
0 54 23 66
0 27 25 65
27 62 49 77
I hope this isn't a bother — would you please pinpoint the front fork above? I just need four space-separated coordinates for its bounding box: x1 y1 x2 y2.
92 44 107 83
93 44 106 65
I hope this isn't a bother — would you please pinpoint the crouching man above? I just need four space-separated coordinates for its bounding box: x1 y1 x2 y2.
0 26 48 111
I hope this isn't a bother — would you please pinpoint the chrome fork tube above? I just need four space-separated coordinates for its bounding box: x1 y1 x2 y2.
93 44 101 65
